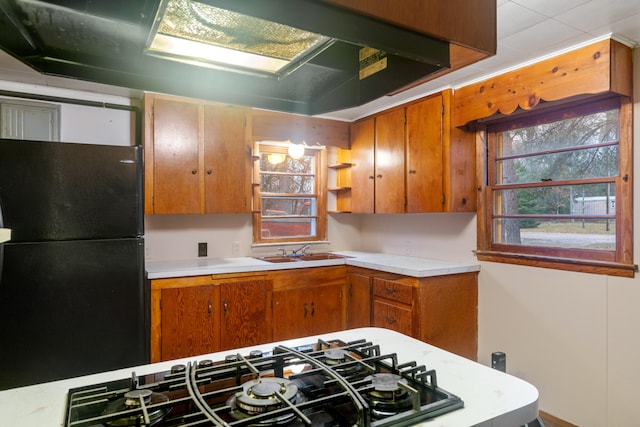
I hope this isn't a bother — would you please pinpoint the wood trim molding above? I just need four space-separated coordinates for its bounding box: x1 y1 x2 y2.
539 410 579 427
251 109 350 148
476 250 637 278
453 39 633 127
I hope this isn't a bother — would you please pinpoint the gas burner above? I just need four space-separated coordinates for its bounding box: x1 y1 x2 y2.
323 348 363 378
228 377 302 425
198 359 213 368
324 348 348 365
364 373 414 418
103 389 170 426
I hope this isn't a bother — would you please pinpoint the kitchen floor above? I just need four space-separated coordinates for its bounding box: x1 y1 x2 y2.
538 412 577 427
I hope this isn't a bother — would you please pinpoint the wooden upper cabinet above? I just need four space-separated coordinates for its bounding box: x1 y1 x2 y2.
202 105 252 213
374 108 406 213
349 110 405 214
149 97 200 214
347 90 474 214
144 94 251 214
406 94 444 212
350 118 375 213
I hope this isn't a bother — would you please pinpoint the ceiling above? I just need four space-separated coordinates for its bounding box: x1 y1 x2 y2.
0 0 638 121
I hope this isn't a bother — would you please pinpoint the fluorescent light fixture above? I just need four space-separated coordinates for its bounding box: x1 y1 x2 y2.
147 0 333 75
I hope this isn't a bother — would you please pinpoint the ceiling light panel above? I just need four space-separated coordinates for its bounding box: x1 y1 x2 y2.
147 0 332 74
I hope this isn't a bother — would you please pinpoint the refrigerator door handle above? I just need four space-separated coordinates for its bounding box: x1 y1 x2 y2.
0 228 10 243
0 198 10 242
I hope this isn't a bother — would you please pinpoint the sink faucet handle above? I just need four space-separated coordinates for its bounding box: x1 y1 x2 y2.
277 248 287 256
292 243 313 256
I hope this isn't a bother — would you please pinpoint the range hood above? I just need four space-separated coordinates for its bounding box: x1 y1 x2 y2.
0 0 450 115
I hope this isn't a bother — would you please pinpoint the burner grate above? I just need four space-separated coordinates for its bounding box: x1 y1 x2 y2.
65 338 463 427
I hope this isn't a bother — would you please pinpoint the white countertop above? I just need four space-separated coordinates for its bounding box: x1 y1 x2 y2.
0 328 538 427
145 251 480 279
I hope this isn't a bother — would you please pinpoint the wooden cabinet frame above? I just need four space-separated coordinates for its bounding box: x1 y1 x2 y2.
150 272 272 362
143 93 252 214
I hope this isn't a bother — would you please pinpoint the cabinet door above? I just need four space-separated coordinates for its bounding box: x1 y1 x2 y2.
152 98 201 214
310 283 344 334
161 285 218 360
374 108 406 213
272 288 312 341
406 95 444 212
346 272 371 328
372 299 413 336
220 279 270 350
203 105 251 213
350 118 375 213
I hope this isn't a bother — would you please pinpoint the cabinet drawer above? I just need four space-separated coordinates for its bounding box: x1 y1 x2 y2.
372 299 412 336
373 279 413 304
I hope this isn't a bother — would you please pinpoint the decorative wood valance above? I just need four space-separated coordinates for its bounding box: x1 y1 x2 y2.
452 38 633 127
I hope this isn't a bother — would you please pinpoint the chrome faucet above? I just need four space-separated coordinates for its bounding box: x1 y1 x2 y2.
291 243 313 256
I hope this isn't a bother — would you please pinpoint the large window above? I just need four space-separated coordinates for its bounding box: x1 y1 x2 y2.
253 143 327 243
477 96 634 277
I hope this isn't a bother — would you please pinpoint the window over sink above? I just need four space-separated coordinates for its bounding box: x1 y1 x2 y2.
253 142 327 243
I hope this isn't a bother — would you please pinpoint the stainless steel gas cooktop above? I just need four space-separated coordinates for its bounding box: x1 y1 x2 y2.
64 337 463 426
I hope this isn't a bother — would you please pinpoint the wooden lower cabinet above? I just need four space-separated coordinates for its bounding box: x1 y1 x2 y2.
348 266 478 360
271 266 347 341
160 284 218 361
219 279 271 351
151 273 271 362
150 265 475 362
346 270 372 328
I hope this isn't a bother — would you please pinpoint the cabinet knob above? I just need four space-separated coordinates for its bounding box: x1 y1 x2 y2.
386 316 397 324
385 286 397 294
207 300 212 316
376 174 382 179
303 302 308 318
368 175 375 180
311 301 315 317
408 169 417 174
207 169 213 175
223 299 228 315
191 169 198 175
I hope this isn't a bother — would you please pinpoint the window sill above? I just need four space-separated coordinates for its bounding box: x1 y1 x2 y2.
475 250 637 278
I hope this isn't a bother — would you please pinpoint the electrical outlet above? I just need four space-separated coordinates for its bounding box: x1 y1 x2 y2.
198 242 207 257
233 241 241 256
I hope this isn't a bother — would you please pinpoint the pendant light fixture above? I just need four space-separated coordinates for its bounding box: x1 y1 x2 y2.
288 140 305 160
267 153 287 165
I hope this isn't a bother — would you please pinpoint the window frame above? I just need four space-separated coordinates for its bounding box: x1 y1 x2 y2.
252 143 327 244
476 95 635 277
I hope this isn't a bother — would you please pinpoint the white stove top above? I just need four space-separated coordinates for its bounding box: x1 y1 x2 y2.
0 328 538 426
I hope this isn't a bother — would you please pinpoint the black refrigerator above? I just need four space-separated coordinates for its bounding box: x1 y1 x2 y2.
0 139 148 390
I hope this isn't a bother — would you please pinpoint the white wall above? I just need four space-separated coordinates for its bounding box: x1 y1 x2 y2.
144 213 363 261
60 103 134 146
0 81 136 146
358 213 477 264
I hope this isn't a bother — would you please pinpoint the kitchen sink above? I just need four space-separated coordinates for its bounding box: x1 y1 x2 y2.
298 253 349 261
255 253 350 263
256 256 299 263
